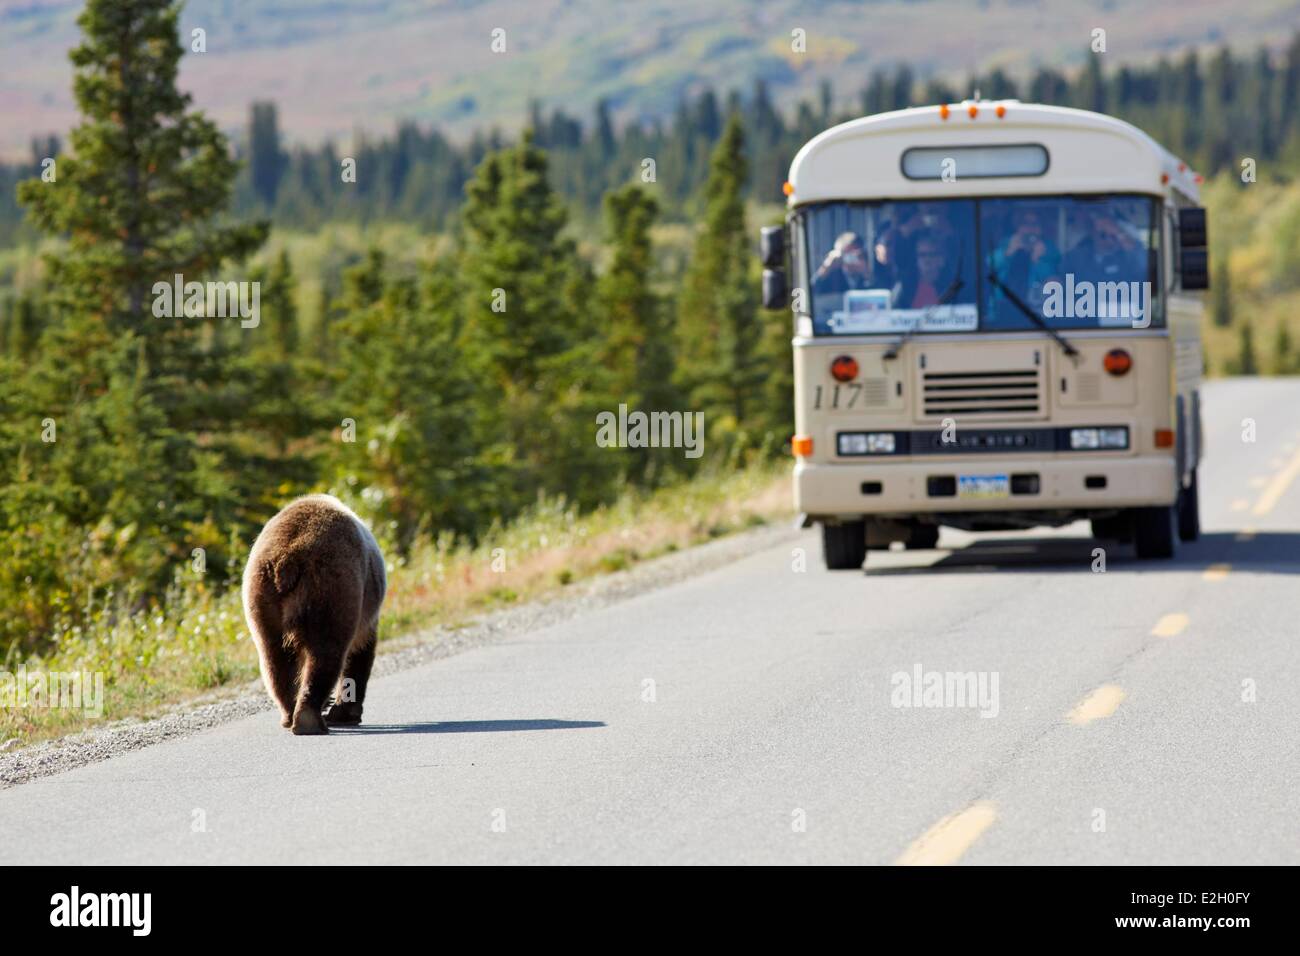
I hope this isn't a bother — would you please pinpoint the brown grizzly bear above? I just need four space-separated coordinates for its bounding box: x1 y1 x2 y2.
241 494 387 735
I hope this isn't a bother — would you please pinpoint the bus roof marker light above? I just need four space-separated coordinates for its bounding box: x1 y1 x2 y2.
939 104 950 120
967 104 978 119
783 180 795 196
995 104 1006 118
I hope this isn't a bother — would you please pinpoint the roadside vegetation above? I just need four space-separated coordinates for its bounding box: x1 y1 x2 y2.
1 461 789 748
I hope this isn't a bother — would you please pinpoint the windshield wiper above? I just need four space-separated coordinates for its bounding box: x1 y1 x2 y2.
882 272 965 361
985 270 1080 359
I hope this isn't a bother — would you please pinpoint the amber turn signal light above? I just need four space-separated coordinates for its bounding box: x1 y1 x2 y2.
1103 348 1132 376
830 355 859 382
792 435 813 457
1154 429 1175 448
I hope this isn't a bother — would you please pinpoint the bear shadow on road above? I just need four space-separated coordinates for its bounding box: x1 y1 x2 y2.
862 531 1300 576
328 719 607 735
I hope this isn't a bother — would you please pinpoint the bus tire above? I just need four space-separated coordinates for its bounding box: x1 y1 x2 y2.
906 523 940 550
822 521 867 570
1091 514 1130 542
1132 506 1176 559
1177 469 1201 542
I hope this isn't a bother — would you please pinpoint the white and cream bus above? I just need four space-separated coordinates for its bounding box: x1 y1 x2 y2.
759 101 1210 569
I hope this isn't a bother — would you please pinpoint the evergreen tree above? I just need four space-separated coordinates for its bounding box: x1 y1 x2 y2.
14 0 269 587
1235 319 1259 376
459 131 619 511
18 0 266 342
249 101 285 208
676 112 765 446
331 253 495 547
1273 320 1295 375
598 184 677 480
1212 253 1233 327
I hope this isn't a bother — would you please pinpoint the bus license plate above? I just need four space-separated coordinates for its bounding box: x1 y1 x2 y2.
958 474 1010 499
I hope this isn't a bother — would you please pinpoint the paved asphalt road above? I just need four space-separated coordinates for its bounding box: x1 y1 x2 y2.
3 378 1299 865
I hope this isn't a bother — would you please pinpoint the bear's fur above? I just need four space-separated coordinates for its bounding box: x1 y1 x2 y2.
241 494 387 735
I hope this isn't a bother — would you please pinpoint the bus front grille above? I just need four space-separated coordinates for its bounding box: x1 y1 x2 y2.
922 369 1041 417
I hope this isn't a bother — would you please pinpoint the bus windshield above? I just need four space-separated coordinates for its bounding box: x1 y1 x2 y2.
803 195 1160 336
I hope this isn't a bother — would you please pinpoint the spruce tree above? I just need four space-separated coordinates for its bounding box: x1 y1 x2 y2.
598 184 677 480
460 131 619 511
15 0 268 583
331 253 494 547
18 0 266 343
1273 321 1294 375
249 101 285 208
599 184 673 404
1236 319 1259 376
1212 253 1233 327
676 112 764 444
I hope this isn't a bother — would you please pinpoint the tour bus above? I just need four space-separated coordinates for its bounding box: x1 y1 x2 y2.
759 101 1209 569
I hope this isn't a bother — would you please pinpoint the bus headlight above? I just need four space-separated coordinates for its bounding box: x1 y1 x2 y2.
838 432 896 455
1069 427 1129 450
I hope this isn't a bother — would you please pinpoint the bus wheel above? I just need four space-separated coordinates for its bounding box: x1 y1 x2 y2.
822 521 867 570
1132 506 1176 559
906 523 940 550
1091 514 1130 542
1177 469 1201 542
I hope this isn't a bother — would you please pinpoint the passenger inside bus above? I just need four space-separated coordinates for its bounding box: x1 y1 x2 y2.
875 205 956 292
1063 208 1145 284
899 234 953 308
989 207 1061 300
812 231 876 294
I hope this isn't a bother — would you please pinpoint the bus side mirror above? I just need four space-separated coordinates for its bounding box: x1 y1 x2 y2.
760 225 785 268
762 268 788 310
1177 208 1208 291
1178 207 1207 249
1180 248 1209 291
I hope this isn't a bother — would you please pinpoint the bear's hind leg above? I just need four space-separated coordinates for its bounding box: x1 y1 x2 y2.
264 640 300 729
326 625 377 726
292 643 347 736
250 608 298 728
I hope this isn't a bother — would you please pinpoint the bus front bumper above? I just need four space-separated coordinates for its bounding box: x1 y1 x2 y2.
794 455 1177 518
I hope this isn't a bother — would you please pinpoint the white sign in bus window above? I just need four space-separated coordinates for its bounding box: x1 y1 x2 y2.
828 291 977 333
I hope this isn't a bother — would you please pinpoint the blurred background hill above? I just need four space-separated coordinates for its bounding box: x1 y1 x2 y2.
5 0 1300 159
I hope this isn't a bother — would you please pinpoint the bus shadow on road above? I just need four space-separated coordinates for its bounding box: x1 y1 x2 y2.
329 719 607 735
863 531 1300 576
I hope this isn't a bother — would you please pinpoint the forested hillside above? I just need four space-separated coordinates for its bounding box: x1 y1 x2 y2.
5 33 1300 245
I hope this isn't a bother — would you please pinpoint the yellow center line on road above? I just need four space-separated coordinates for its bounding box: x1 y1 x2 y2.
1202 563 1231 581
1068 684 1127 725
1253 447 1300 516
895 802 997 866
1152 612 1190 637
